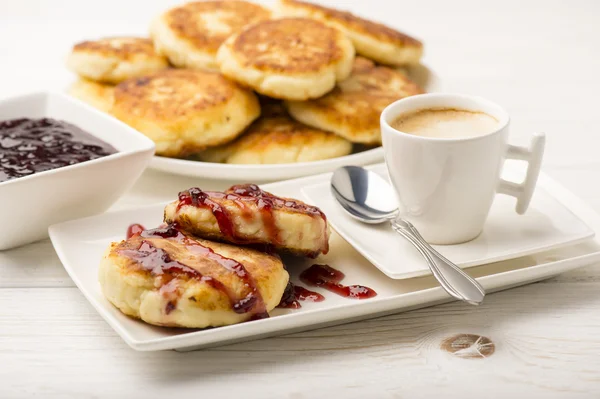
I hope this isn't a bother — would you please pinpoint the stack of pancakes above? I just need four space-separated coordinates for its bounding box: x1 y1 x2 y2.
101 184 331 328
67 0 424 164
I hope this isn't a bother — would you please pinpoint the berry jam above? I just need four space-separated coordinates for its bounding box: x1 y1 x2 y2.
126 224 145 239
177 188 236 239
277 281 325 309
229 184 326 221
294 285 325 302
300 264 377 299
0 118 117 182
175 184 328 255
278 281 301 309
119 224 268 318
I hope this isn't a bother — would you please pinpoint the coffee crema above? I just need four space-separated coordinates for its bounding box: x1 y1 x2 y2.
390 108 500 139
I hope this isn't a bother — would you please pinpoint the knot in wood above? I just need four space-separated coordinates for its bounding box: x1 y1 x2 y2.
440 333 495 359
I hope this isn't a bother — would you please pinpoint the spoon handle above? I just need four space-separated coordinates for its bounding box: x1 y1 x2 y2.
390 219 486 305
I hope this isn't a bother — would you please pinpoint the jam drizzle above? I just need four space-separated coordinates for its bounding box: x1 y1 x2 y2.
277 282 301 309
295 285 326 302
300 264 377 299
277 281 325 309
126 223 145 239
119 224 268 319
174 184 328 255
118 240 227 293
177 188 236 239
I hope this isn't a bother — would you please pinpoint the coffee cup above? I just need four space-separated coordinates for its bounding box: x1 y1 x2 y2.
380 93 545 245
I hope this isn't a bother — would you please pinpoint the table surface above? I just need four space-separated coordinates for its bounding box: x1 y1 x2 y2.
2 0 600 397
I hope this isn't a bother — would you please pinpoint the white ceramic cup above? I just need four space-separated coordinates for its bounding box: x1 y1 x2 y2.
380 93 546 245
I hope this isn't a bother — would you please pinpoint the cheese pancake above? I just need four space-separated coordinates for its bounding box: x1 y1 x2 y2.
195 107 352 164
100 225 288 328
67 37 169 84
164 184 330 257
286 57 423 144
150 1 271 71
276 0 422 66
216 18 355 100
111 69 260 157
68 78 114 113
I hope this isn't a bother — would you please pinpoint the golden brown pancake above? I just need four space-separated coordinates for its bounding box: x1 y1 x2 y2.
72 37 159 59
216 18 355 100
276 0 423 66
66 37 169 84
164 184 330 257
195 106 352 164
99 225 288 328
286 57 424 144
68 78 114 113
111 69 260 157
150 1 271 71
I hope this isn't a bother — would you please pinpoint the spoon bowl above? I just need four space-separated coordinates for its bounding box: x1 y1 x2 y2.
331 166 486 305
331 166 397 224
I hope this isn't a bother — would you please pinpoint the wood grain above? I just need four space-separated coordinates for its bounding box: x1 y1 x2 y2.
1 283 600 398
0 240 71 288
1 0 600 397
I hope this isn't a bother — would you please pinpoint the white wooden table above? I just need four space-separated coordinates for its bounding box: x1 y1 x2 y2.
1 0 600 397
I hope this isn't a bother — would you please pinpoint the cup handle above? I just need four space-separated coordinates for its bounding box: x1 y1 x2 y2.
497 133 546 214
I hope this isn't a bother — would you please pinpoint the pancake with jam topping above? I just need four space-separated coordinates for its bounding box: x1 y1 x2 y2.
285 57 424 144
67 37 169 84
99 224 289 328
111 69 260 157
216 18 355 100
150 0 272 71
164 184 330 257
276 0 423 66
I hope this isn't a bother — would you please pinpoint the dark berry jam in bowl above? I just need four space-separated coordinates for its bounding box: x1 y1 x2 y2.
0 92 155 250
0 117 117 183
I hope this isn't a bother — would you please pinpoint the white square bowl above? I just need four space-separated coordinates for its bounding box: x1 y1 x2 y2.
0 92 155 250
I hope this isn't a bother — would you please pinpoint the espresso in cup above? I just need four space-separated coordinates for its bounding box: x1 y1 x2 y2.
391 108 500 139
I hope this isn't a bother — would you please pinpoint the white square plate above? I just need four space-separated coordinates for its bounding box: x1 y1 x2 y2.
302 164 594 279
49 170 600 351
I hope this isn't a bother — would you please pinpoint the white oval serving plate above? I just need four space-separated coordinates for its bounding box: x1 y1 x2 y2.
148 64 440 181
150 147 384 181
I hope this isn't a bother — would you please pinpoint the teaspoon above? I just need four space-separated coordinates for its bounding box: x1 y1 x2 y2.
330 166 485 305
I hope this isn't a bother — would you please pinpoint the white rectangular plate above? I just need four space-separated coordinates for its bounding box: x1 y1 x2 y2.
302 164 594 279
49 170 600 351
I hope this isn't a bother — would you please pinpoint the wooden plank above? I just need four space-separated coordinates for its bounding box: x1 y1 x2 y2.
1 283 600 397
1 0 600 397
0 240 71 288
